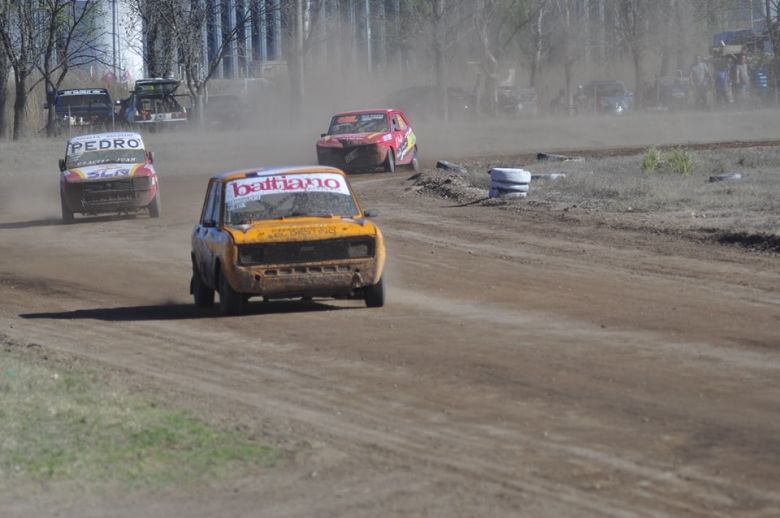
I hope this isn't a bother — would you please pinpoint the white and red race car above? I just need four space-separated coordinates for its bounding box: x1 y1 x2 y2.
58 132 160 222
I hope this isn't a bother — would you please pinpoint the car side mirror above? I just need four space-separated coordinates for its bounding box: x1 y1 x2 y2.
147 151 154 163
202 220 216 228
43 102 49 109
58 159 66 172
320 133 327 138
363 209 378 218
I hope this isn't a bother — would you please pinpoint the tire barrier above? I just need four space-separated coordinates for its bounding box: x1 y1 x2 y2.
709 172 742 183
436 160 467 173
489 168 530 198
536 152 584 162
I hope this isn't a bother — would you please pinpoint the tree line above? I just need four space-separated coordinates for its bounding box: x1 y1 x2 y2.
2 0 779 140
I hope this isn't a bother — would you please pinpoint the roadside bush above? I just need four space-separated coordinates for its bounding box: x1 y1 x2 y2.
667 148 695 175
641 147 695 175
641 147 663 172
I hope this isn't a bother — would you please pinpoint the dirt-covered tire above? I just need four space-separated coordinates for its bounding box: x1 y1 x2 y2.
148 192 161 218
219 269 244 316
364 277 385 308
60 194 74 224
409 148 420 172
384 150 396 173
191 265 214 308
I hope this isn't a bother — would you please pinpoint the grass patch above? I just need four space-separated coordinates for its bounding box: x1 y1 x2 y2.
641 146 695 175
641 147 663 172
0 348 279 488
666 148 696 175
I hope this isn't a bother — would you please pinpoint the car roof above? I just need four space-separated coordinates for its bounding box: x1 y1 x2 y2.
58 88 109 94
66 131 144 145
332 108 398 117
212 165 348 182
136 78 179 84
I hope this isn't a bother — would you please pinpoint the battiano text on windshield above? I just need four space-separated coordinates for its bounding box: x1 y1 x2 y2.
227 173 351 206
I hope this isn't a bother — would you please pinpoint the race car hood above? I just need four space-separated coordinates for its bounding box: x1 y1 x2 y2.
63 162 154 182
225 216 380 245
317 132 389 148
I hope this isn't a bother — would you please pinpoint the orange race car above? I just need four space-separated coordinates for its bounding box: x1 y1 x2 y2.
190 166 386 315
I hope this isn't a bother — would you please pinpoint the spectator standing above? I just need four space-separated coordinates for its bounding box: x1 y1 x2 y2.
690 55 712 110
735 54 750 101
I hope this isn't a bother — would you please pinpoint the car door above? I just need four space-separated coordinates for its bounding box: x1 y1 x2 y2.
202 181 226 288
391 112 412 163
193 181 219 287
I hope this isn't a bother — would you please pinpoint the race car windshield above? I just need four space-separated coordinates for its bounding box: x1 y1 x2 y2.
57 94 110 108
328 113 388 135
224 175 359 224
67 149 146 168
226 191 359 224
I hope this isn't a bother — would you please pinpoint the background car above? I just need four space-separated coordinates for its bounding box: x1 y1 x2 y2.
580 80 633 114
58 131 160 222
384 85 475 122
316 109 419 173
117 78 188 130
190 166 386 315
202 94 250 130
47 88 114 134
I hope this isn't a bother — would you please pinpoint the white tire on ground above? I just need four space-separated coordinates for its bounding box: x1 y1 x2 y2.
489 168 532 184
490 181 529 192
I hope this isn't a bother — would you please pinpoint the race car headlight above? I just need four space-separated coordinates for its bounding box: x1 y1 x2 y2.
238 245 264 265
347 240 374 258
62 170 81 182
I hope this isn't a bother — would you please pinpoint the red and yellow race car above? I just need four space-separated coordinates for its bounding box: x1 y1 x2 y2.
316 109 419 173
58 131 160 222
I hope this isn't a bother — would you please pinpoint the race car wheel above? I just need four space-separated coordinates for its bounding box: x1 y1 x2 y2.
60 195 74 224
364 277 385 308
148 193 161 218
219 269 244 316
191 266 214 308
410 148 420 172
384 150 396 173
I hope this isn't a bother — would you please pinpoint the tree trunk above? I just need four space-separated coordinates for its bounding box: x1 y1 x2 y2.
46 89 57 137
633 48 643 109
530 5 545 88
0 51 8 140
433 0 447 119
146 17 161 77
12 74 27 140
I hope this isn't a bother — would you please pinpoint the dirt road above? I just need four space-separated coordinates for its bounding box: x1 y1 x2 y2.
1 115 779 516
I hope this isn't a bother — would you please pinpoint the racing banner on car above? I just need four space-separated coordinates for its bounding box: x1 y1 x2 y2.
226 173 351 207
67 133 145 156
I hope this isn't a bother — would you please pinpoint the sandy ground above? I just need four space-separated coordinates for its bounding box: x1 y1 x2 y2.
0 111 779 517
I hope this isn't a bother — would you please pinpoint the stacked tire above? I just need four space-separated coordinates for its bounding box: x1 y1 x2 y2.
489 168 531 198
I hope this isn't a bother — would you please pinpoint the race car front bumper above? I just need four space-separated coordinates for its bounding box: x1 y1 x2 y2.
228 236 384 298
317 144 388 171
61 177 157 214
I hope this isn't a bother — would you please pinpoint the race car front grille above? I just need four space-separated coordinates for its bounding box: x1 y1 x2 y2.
238 237 375 266
67 179 149 205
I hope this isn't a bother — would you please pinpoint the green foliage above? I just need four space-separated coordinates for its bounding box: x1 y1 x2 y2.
0 350 279 487
641 147 696 175
667 148 696 175
641 147 663 172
